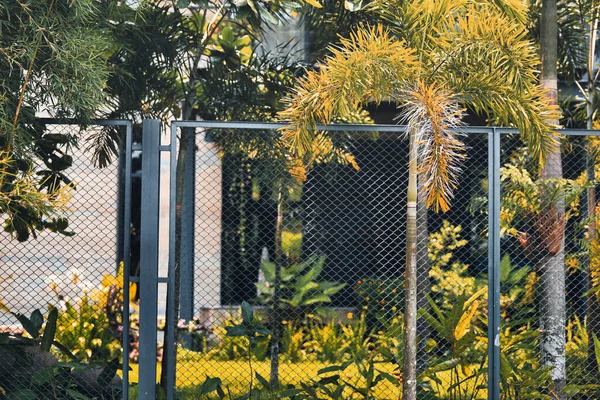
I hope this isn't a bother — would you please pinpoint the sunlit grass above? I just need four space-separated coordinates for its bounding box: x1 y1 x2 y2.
124 351 487 399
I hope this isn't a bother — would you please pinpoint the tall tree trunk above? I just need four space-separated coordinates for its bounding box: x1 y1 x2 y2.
270 189 284 388
160 100 196 390
416 170 430 373
539 1 566 397
402 132 418 400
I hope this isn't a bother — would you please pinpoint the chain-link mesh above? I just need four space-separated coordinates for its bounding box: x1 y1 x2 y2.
499 133 600 400
169 126 491 399
0 123 128 399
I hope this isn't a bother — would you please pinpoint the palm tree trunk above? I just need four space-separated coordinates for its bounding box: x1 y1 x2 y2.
416 172 430 373
539 1 566 397
270 189 284 388
402 132 418 400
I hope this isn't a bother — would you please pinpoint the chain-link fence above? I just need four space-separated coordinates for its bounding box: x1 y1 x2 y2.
499 132 600 400
167 123 492 399
0 120 132 400
6 120 600 400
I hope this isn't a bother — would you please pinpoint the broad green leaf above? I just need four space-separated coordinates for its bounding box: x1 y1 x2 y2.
426 358 461 373
177 0 191 7
261 261 276 282
304 0 323 8
255 372 270 389
12 313 39 339
31 368 54 385
97 358 120 386
226 325 248 337
29 310 44 333
454 300 480 341
221 27 234 44
41 307 57 352
7 390 37 400
199 377 223 394
241 301 253 323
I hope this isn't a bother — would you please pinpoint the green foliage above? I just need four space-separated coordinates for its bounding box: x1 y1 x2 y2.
0 308 120 399
256 255 346 313
53 298 121 364
0 0 110 239
353 277 403 329
281 322 306 363
305 319 347 363
281 0 558 211
420 289 487 400
428 221 482 307
210 309 270 362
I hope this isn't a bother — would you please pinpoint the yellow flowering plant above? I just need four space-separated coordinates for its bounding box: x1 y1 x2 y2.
52 263 138 363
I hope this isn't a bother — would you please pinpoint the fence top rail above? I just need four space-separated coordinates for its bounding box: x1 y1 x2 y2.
37 118 133 127
169 120 600 136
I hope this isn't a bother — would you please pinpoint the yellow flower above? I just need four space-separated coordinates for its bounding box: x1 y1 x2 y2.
362 306 368 310
282 320 288 325
307 313 315 319
347 312 354 319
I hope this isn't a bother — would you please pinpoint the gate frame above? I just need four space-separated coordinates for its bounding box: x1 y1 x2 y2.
137 120 600 400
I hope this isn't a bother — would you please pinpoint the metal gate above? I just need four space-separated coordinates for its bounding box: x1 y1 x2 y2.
4 119 600 400
136 121 501 399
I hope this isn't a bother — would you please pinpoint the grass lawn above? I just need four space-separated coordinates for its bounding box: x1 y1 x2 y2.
124 352 486 399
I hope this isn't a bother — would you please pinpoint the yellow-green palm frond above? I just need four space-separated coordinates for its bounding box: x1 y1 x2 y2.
399 81 466 213
279 24 422 160
438 6 559 163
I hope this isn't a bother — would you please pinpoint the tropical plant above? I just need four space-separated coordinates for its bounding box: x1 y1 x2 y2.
281 322 307 363
256 255 346 319
279 2 558 397
353 277 403 330
0 0 109 240
0 307 121 399
224 301 271 395
419 288 487 400
305 319 348 363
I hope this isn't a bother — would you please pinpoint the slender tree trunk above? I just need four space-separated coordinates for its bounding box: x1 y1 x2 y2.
160 100 195 389
270 189 284 388
402 132 418 400
416 172 430 374
539 1 566 397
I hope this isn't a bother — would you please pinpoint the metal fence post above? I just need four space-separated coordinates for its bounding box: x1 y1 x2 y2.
122 122 134 400
138 119 162 400
488 128 501 400
180 127 196 347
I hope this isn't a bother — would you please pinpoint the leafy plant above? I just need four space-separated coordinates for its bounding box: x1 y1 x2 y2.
256 255 346 321
0 308 120 399
293 352 397 400
353 277 403 330
281 322 306 363
257 256 346 309
420 288 487 400
54 297 121 364
305 319 348 363
225 301 271 396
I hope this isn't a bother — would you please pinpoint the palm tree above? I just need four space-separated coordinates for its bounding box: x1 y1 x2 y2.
546 0 600 376
279 2 558 398
538 1 566 397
